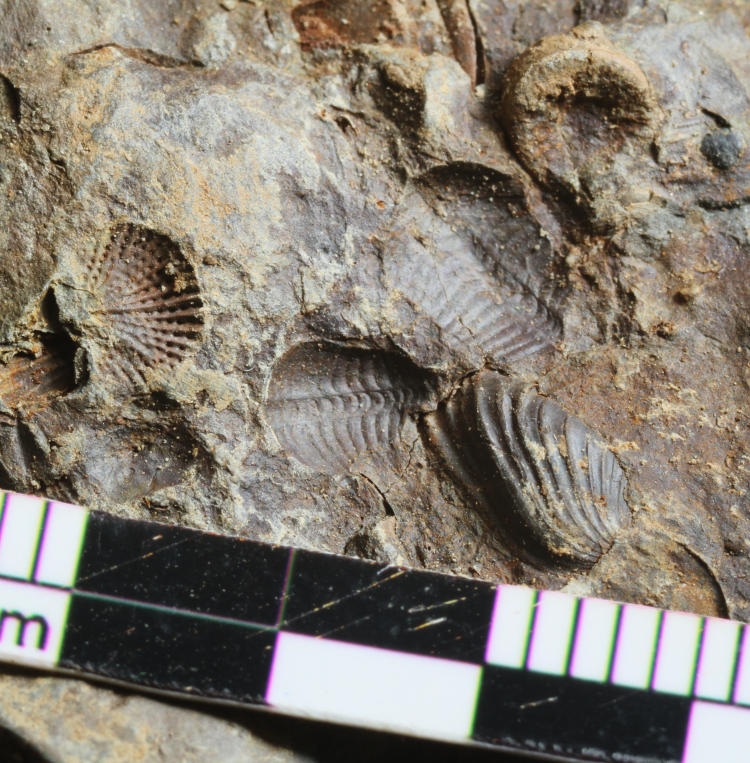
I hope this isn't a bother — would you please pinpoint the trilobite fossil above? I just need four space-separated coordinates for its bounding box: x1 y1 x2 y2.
266 341 436 474
62 223 204 387
384 166 562 367
424 370 631 566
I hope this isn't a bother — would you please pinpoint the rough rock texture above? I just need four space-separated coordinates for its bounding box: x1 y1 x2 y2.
0 0 748 759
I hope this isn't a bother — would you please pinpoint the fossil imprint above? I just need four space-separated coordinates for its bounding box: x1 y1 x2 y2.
77 223 204 385
266 341 436 474
0 223 203 421
424 371 631 566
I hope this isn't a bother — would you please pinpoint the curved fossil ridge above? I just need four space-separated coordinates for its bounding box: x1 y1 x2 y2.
387 165 562 366
266 342 436 474
501 24 659 197
425 370 631 566
83 223 203 385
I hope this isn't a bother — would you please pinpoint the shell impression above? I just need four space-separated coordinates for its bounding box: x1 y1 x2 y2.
425 370 631 566
80 223 203 385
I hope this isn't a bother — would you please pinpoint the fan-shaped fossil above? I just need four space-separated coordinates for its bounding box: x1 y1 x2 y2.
424 370 631 566
71 223 204 386
266 341 436 474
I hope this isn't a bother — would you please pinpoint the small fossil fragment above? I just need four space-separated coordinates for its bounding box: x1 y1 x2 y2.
435 0 482 86
73 223 203 386
0 343 75 421
266 341 435 474
292 0 410 50
501 24 659 199
424 370 631 567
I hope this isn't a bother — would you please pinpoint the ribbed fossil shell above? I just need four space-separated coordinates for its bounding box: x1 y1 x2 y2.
82 223 203 385
394 248 560 364
386 166 562 366
425 370 631 566
267 342 436 474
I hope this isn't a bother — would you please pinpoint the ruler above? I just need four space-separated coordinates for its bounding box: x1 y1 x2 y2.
0 489 746 762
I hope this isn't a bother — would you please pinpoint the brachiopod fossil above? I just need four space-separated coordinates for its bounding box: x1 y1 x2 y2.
65 223 204 386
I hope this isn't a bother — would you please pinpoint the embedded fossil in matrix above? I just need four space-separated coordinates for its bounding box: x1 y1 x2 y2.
0 0 747 652
266 341 436 475
501 24 661 204
380 163 563 369
63 223 205 387
424 371 631 567
0 0 749 757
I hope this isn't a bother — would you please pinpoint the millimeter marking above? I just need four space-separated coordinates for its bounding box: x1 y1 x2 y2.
0 489 746 763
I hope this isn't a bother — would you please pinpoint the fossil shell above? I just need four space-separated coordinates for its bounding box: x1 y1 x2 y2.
82 223 203 385
0 345 75 420
425 370 631 566
384 164 562 367
267 341 436 474
395 249 560 363
501 25 659 196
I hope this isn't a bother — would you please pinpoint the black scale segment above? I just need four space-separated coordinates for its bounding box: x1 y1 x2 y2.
60 595 276 703
473 665 692 762
280 549 495 663
75 512 290 625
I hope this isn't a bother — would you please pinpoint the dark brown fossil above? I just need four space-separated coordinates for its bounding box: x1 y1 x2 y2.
424 370 632 567
73 223 204 387
266 341 436 474
435 0 483 86
501 23 660 203
0 343 75 421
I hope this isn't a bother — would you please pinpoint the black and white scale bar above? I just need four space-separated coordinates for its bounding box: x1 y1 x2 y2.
0 491 747 762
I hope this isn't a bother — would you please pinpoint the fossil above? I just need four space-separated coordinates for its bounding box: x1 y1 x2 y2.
266 341 436 474
424 370 631 566
71 223 203 387
394 249 560 363
501 24 660 200
0 344 74 421
385 165 561 366
435 0 483 86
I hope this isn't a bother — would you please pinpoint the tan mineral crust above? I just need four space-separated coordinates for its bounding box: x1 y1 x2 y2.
0 0 748 759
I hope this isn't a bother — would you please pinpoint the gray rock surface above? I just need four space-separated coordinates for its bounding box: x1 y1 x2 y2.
0 0 748 759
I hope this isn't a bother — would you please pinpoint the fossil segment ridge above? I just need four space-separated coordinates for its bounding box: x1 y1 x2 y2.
391 233 561 365
266 341 436 474
425 370 631 566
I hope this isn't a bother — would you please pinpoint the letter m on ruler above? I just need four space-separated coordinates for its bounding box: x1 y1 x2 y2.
0 610 49 650
0 492 88 667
